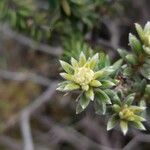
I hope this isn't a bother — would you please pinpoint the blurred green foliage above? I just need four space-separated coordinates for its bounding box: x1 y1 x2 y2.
0 0 118 43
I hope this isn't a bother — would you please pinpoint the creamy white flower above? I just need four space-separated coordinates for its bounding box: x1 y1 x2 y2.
73 67 94 90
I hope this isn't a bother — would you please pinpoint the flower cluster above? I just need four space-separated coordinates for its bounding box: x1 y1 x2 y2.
57 22 149 135
57 52 121 114
107 93 146 135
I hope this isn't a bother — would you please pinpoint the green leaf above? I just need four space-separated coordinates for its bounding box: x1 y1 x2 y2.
135 23 144 40
94 70 105 79
56 81 70 91
120 121 128 135
79 94 90 109
101 103 106 114
87 53 99 69
139 100 146 108
125 54 138 65
95 101 106 115
71 57 79 68
105 55 111 66
95 102 107 115
143 46 150 55
101 66 114 76
133 122 146 130
117 49 128 59
130 106 146 113
61 0 71 16
145 84 150 95
144 21 150 33
113 94 121 105
123 66 133 77
19 9 30 16
129 33 142 54
104 89 115 98
90 80 102 87
117 90 124 99
140 64 150 80
124 93 135 106
94 66 115 79
133 79 147 93
60 60 74 74
101 80 115 88
133 115 146 122
81 85 89 91
96 89 111 104
107 115 118 130
64 82 80 91
79 51 86 67
75 92 84 102
85 88 94 101
76 102 84 114
60 73 73 81
112 104 121 112
98 53 106 68
112 59 123 71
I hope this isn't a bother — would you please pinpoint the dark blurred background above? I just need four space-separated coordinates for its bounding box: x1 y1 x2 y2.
0 0 150 150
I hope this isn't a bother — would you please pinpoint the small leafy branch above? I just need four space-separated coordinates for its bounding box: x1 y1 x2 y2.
57 22 150 135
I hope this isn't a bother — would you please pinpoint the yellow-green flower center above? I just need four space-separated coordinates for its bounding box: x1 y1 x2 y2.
73 67 94 87
119 108 134 121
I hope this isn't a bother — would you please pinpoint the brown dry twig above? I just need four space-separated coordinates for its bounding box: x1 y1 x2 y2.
0 69 51 86
0 23 63 56
19 82 58 150
0 135 21 150
123 133 150 150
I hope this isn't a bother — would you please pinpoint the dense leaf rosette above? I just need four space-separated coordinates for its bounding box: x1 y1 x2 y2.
57 52 120 114
107 92 146 135
118 22 150 80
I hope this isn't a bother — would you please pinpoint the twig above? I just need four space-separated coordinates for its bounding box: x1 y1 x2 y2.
21 82 58 115
35 115 116 150
76 116 112 147
0 69 51 86
102 18 120 49
20 112 34 150
97 39 116 50
2 81 57 150
0 23 63 56
0 135 21 150
96 39 119 59
19 82 57 150
123 133 150 150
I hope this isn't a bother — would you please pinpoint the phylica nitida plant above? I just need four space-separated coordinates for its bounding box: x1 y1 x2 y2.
57 52 122 114
57 22 150 135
